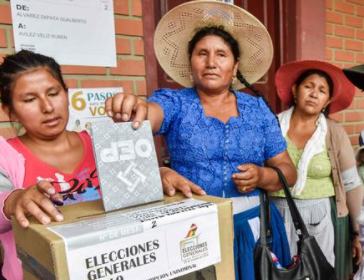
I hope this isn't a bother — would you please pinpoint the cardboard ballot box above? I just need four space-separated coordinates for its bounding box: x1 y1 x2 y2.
12 195 234 280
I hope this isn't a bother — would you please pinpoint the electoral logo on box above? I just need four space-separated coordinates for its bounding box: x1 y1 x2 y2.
48 199 221 280
180 224 209 263
91 119 163 211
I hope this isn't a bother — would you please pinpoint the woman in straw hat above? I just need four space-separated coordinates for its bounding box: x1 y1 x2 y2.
271 60 363 279
106 1 296 278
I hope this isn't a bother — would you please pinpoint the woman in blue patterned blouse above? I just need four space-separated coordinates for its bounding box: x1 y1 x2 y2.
106 2 297 279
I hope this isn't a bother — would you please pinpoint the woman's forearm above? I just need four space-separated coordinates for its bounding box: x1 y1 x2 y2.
261 151 297 192
346 186 364 232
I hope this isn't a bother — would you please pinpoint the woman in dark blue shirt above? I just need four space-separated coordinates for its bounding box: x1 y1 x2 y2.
106 2 296 279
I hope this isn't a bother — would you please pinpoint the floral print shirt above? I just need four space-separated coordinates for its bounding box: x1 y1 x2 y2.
149 88 286 198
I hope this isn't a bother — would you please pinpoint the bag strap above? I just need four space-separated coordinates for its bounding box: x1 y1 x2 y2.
270 166 309 238
259 190 271 246
259 167 310 246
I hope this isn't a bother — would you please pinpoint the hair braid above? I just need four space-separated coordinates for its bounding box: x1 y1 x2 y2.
236 71 279 124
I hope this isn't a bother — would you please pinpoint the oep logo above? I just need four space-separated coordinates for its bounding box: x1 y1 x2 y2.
179 224 208 262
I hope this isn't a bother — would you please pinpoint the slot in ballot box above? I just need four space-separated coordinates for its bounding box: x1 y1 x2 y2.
12 194 234 280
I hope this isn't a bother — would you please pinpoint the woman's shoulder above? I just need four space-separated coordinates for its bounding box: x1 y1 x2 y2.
152 87 194 96
326 118 352 147
6 136 24 152
235 91 275 119
6 136 20 145
235 91 266 107
76 131 93 149
326 118 346 133
151 87 197 104
78 130 90 139
1 136 20 152
0 136 25 181
235 90 256 101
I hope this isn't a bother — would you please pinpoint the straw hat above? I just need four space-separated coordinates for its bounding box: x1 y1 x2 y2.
275 60 355 114
153 0 273 89
343 64 364 91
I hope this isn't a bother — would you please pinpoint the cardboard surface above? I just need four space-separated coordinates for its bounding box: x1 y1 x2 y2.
13 194 234 280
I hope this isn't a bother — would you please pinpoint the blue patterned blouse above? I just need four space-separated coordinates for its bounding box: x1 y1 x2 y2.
149 88 286 198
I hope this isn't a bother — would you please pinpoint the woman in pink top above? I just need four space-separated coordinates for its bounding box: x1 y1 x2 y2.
0 50 201 279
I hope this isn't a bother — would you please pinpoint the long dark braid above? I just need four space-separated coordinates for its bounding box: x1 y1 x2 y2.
236 70 279 123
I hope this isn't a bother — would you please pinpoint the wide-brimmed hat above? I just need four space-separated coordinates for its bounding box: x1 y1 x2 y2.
153 0 273 89
343 64 364 91
275 60 355 114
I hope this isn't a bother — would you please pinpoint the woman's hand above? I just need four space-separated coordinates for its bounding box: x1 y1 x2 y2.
4 181 64 228
159 167 206 198
234 152 297 193
105 93 148 129
352 235 363 266
232 164 262 193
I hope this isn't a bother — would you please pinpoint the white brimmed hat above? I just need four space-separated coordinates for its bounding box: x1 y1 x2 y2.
153 0 273 89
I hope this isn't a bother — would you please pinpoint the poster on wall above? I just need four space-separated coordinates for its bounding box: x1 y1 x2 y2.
10 0 116 67
67 87 123 132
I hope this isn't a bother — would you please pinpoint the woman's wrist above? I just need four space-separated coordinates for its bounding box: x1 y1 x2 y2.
260 167 280 191
3 189 22 219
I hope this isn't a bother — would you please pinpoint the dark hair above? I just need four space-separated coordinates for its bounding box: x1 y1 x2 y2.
0 50 67 107
188 25 277 117
294 69 334 116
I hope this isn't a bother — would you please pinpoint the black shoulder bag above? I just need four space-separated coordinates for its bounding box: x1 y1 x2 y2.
254 166 337 280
